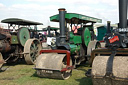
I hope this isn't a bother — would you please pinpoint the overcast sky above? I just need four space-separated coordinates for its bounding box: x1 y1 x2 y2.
0 0 118 28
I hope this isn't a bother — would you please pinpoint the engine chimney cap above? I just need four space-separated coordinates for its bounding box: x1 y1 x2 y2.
107 21 111 23
58 8 66 11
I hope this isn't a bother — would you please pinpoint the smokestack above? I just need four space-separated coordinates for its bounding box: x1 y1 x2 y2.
107 21 111 33
58 8 66 43
47 26 51 37
119 0 127 30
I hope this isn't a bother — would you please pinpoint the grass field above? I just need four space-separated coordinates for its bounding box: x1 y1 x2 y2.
0 62 92 85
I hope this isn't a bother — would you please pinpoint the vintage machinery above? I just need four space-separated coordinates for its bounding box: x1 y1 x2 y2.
0 18 42 67
91 0 128 85
35 8 102 79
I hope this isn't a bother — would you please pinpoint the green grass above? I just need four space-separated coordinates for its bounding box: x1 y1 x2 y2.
0 63 92 85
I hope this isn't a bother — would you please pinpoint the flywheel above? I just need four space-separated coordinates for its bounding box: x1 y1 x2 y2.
17 27 30 46
82 27 91 47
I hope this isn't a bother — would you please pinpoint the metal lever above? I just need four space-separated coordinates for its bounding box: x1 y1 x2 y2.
105 50 116 77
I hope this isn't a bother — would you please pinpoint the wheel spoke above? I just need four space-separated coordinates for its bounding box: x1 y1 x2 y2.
30 44 34 50
33 43 35 49
30 53 35 61
30 42 39 62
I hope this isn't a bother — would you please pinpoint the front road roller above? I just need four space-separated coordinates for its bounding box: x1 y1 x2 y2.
91 0 128 84
34 50 73 80
91 48 128 85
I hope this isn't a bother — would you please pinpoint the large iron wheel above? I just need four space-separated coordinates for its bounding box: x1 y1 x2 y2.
24 39 41 64
87 41 101 56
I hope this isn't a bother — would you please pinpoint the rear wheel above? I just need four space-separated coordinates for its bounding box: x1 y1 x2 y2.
24 39 41 64
87 41 101 56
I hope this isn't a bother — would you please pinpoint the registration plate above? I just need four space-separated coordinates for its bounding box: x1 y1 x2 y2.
41 70 53 74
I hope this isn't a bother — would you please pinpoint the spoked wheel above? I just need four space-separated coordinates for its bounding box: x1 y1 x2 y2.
24 39 41 64
0 53 5 68
61 57 72 79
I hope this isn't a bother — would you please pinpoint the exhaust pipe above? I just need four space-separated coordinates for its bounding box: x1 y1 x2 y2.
119 0 127 32
107 21 111 33
58 8 66 43
47 26 51 37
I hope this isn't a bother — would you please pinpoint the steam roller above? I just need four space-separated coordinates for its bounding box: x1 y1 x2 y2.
35 8 102 79
0 18 43 67
90 0 128 84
